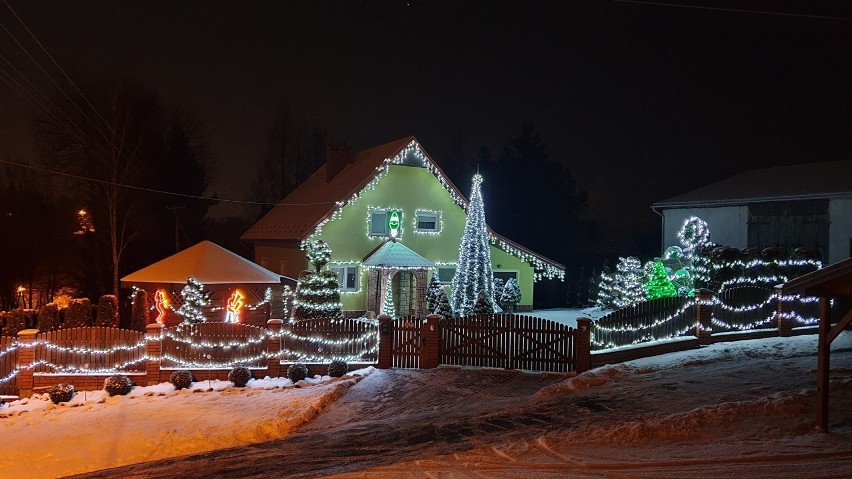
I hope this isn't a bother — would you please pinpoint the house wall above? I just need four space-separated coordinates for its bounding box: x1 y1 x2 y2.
253 242 308 279
829 198 852 264
660 206 748 253
312 164 536 310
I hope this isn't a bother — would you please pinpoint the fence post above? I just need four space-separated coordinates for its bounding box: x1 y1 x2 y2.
694 289 713 346
16 328 38 398
575 318 591 373
266 319 283 378
419 314 441 369
145 323 164 386
377 314 392 369
774 286 793 337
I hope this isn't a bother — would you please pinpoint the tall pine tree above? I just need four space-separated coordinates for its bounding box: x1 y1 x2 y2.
451 173 495 316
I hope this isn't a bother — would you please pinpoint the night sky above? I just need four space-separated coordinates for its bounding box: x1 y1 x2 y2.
2 1 851 257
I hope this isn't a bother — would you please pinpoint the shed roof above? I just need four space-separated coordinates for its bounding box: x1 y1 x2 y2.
363 240 436 269
780 257 852 298
654 159 852 208
121 241 286 286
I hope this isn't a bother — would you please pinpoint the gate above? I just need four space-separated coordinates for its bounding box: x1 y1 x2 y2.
390 315 424 369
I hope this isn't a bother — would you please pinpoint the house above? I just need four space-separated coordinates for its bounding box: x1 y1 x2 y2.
241 136 564 317
652 159 852 263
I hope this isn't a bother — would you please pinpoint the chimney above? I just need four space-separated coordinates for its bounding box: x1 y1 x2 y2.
326 142 352 182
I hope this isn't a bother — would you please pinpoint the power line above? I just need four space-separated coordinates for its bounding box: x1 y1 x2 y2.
0 158 333 207
612 0 852 21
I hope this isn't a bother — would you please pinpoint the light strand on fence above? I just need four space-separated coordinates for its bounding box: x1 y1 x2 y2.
32 339 148 355
274 329 379 346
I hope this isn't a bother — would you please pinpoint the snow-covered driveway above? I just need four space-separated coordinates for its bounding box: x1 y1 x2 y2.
70 334 852 478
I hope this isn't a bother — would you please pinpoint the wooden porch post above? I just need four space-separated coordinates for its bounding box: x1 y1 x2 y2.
419 314 440 369
817 296 831 431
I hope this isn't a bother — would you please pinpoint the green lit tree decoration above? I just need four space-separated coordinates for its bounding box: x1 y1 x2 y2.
645 260 677 300
178 277 210 323
500 278 522 313
451 173 495 316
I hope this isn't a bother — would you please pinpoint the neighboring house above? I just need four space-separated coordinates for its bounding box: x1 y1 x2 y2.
241 136 564 317
652 159 852 264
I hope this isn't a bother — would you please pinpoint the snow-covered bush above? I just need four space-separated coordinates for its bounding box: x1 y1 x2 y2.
492 277 505 308
472 290 493 315
425 274 442 313
169 370 194 390
3 309 28 336
500 278 522 313
49 383 76 404
433 289 453 320
130 288 149 331
327 360 348 378
228 366 252 387
37 303 61 332
63 298 92 328
95 295 119 328
287 363 309 382
103 374 134 396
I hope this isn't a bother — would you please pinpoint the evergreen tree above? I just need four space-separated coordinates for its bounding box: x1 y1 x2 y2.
292 241 343 321
612 257 645 308
646 260 677 300
178 277 210 323
596 260 616 309
500 278 522 313
433 288 453 320
492 277 505 308
130 288 150 331
426 274 442 313
304 239 331 273
473 289 494 315
451 173 495 315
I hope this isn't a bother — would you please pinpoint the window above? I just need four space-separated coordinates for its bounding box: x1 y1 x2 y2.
416 211 440 233
370 211 387 236
437 266 456 284
494 271 518 282
332 265 359 291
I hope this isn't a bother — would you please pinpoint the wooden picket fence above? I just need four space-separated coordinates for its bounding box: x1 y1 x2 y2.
593 296 695 350
0 336 17 396
34 327 147 373
161 322 268 368
283 317 379 362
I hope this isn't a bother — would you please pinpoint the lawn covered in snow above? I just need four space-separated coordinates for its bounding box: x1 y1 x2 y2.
0 369 373 479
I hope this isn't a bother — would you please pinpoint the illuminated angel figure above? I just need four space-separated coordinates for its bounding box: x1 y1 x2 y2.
154 289 170 324
225 290 246 323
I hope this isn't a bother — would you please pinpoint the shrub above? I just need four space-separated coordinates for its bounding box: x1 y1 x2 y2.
169 370 194 390
130 289 150 331
104 374 134 396
287 363 309 382
228 366 252 387
327 360 348 378
95 295 120 328
3 309 28 336
64 298 92 328
37 303 61 332
49 383 76 404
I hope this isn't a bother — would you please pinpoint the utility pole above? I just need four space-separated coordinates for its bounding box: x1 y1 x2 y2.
166 206 186 252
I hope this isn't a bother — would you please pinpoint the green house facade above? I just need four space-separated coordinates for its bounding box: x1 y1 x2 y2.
241 137 564 317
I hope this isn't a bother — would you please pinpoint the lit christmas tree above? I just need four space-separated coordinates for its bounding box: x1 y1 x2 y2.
433 288 453 319
612 256 645 308
292 241 342 321
595 260 616 309
178 277 210 323
451 173 495 316
645 259 677 300
500 278 522 313
381 276 395 318
425 273 442 313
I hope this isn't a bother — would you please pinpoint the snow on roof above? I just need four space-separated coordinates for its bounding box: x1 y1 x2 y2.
362 239 436 269
653 159 852 208
121 240 286 286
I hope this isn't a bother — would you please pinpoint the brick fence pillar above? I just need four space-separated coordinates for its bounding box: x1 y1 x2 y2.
575 318 591 374
377 314 392 369
266 319 283 378
145 323 164 386
694 289 714 346
16 328 38 398
419 314 441 369
774 285 793 337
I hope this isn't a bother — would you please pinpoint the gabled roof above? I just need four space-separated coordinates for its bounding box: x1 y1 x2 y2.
121 241 286 286
653 159 852 208
363 239 436 269
241 136 564 277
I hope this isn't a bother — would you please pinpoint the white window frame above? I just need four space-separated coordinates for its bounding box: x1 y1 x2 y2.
437 265 456 284
369 210 388 237
332 264 360 292
415 210 440 233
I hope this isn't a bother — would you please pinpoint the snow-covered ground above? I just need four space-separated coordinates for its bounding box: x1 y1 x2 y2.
4 331 852 479
528 307 610 328
0 369 373 478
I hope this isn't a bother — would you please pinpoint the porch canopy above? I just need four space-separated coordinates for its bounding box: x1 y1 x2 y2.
364 239 435 317
778 256 852 431
121 240 289 287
